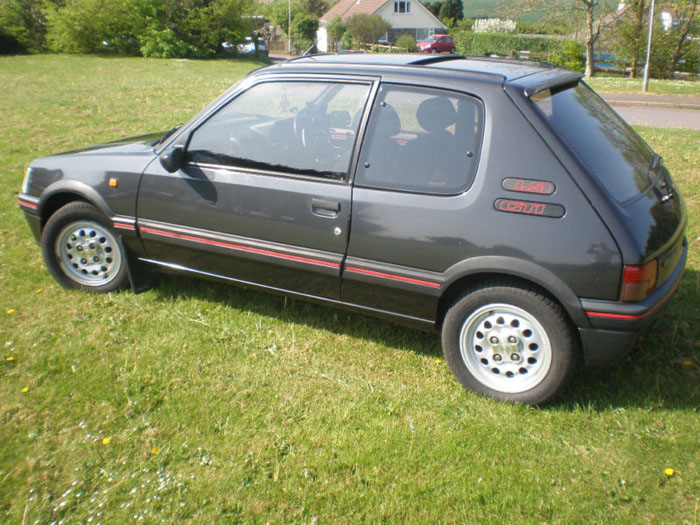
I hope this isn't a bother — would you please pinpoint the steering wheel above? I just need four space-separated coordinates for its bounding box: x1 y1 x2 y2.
293 105 332 163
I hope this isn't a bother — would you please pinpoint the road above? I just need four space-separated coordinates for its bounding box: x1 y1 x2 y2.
601 93 700 130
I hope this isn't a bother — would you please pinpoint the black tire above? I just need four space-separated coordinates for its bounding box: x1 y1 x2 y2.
441 281 580 405
41 201 129 293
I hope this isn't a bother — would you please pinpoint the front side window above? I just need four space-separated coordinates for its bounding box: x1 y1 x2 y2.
187 81 371 180
355 84 484 194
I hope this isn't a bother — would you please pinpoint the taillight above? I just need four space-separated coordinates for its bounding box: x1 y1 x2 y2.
621 260 658 302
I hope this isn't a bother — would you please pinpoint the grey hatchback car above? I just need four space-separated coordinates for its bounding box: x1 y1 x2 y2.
18 54 687 405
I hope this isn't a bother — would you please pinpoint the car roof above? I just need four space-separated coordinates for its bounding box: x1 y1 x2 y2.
267 54 581 89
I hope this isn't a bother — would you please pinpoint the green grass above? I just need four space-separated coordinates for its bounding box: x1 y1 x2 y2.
2 55 699 523
587 75 700 96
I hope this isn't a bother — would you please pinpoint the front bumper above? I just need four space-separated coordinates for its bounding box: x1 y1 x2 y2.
17 194 42 242
577 238 687 367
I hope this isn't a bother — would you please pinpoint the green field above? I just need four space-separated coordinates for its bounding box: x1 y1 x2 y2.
587 76 700 96
1 55 699 523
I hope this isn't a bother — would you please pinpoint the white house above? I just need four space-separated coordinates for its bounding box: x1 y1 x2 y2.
317 0 446 52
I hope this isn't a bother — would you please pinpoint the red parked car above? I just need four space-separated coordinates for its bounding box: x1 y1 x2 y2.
418 34 455 54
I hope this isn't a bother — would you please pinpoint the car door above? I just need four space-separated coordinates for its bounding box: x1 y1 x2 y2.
343 82 485 321
136 78 374 300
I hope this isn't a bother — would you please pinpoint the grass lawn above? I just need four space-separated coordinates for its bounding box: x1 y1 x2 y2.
1 55 699 523
587 75 700 96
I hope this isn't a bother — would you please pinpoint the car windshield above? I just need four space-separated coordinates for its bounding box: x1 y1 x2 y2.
531 82 653 203
423 36 437 42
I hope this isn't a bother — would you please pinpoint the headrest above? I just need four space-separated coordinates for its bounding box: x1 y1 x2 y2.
373 103 401 137
417 97 457 132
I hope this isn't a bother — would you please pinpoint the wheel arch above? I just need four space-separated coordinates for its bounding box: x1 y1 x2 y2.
39 181 113 231
436 257 589 330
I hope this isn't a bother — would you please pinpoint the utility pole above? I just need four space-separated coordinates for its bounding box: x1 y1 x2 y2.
642 0 655 92
288 0 292 54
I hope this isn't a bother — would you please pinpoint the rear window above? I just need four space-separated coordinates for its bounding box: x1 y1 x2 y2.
531 82 653 203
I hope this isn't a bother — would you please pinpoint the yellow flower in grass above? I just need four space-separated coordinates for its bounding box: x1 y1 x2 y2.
151 447 160 455
102 437 111 445
664 468 675 477
6 309 15 315
21 387 29 393
681 360 693 366
6 356 15 362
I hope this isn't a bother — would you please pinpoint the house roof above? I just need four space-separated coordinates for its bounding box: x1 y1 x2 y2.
321 0 390 23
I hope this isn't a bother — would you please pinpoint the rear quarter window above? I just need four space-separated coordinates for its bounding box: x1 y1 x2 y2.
531 82 653 203
355 84 484 195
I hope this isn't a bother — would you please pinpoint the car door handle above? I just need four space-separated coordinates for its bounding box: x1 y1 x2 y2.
311 198 341 217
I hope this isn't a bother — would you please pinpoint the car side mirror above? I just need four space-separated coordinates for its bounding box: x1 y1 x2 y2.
160 145 184 173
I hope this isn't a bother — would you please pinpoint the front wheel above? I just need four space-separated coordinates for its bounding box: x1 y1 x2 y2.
441 281 580 405
41 201 128 292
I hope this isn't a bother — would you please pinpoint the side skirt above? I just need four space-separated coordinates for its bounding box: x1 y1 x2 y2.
139 258 437 332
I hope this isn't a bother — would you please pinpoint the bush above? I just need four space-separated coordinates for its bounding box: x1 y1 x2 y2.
395 34 417 52
454 31 584 71
45 0 142 55
0 0 47 53
291 11 318 53
550 40 585 73
346 14 390 45
0 27 22 54
139 27 195 59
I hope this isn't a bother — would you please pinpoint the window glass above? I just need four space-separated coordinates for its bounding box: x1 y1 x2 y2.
394 1 410 12
187 81 371 180
355 84 483 194
531 83 653 202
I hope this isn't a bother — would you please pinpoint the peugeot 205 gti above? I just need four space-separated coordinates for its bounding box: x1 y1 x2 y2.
18 55 687 405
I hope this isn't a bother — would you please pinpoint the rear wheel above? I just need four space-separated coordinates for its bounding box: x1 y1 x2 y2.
41 201 128 292
441 281 580 405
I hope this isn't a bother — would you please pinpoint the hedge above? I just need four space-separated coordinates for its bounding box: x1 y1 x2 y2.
454 31 585 72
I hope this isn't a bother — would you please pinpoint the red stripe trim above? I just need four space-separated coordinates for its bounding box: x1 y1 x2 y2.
586 311 648 320
345 266 441 288
114 222 135 230
140 226 339 269
17 198 38 209
586 282 679 320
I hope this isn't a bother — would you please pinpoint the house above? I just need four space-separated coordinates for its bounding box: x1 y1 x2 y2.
316 0 446 52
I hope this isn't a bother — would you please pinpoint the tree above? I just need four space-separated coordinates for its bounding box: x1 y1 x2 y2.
611 0 647 78
345 13 390 45
664 0 699 76
44 0 144 54
326 15 346 50
268 0 306 36
301 0 327 17
508 0 618 77
0 0 54 53
438 0 464 22
426 1 441 17
290 11 319 52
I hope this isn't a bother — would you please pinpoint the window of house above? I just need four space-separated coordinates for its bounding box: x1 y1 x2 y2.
394 1 410 13
186 81 371 180
355 84 484 194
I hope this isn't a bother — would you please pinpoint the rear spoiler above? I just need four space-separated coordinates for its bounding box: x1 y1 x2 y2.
523 71 583 98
